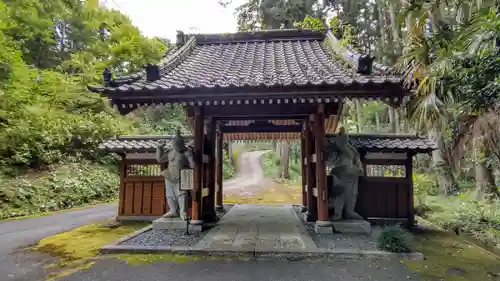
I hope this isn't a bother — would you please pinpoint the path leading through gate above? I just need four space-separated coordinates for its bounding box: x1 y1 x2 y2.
196 204 317 251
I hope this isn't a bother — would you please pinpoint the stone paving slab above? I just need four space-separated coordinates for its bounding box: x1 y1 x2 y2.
194 204 317 251
100 204 423 261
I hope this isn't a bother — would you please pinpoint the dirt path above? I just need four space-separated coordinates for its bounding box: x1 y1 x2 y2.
223 151 301 204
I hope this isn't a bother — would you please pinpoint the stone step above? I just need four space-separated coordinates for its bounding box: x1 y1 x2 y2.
152 217 188 230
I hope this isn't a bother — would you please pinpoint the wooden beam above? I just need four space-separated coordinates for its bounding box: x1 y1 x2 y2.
221 124 302 133
215 129 224 210
203 103 339 118
118 160 126 216
406 155 415 228
300 125 307 211
191 106 204 224
305 118 317 222
105 82 407 99
214 116 304 121
205 118 217 222
314 105 329 223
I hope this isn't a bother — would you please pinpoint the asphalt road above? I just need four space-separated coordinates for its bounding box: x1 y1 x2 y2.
0 203 117 281
59 257 419 281
0 152 420 281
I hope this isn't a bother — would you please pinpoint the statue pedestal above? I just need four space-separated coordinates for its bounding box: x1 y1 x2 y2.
153 216 190 231
332 220 371 235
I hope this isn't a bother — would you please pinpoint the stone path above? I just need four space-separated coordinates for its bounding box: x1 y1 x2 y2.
195 204 317 251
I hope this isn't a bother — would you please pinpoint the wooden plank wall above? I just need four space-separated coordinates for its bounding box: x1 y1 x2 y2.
119 160 194 218
357 177 410 219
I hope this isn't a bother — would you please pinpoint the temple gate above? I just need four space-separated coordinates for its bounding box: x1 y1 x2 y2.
90 29 435 232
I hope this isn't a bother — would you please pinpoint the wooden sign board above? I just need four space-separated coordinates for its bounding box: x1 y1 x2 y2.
180 169 195 191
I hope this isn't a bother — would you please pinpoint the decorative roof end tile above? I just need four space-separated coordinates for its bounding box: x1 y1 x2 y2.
145 64 160 82
103 68 113 87
357 55 375 75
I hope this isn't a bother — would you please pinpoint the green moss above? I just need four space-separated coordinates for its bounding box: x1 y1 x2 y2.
29 220 147 280
114 253 252 265
404 222 500 281
32 220 148 266
115 253 199 265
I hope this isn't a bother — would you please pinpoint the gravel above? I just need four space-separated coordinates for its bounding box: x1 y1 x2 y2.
119 204 235 247
120 228 205 247
292 205 379 251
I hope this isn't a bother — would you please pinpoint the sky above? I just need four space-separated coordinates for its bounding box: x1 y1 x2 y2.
101 0 247 42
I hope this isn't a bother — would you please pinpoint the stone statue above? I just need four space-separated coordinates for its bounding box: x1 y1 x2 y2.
156 130 194 220
327 127 364 221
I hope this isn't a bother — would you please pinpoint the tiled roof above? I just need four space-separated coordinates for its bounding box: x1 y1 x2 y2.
88 29 403 97
99 136 194 153
100 134 435 154
325 134 436 153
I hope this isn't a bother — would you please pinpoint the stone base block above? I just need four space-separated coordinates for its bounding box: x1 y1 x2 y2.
152 217 188 230
314 221 333 234
332 220 371 234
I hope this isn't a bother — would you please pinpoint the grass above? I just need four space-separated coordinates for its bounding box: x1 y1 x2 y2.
224 183 301 204
31 220 149 280
404 220 500 281
31 218 257 280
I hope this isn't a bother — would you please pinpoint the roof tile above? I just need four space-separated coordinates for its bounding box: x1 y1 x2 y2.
99 134 436 154
89 30 402 94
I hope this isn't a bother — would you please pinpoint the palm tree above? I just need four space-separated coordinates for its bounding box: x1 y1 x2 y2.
398 3 499 197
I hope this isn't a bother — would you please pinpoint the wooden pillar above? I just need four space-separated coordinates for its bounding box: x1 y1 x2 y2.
305 118 317 222
118 158 126 216
406 153 415 228
300 121 307 212
204 118 217 222
314 104 329 224
215 126 224 211
191 107 204 224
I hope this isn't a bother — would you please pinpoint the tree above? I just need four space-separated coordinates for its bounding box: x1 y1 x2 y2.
0 0 167 169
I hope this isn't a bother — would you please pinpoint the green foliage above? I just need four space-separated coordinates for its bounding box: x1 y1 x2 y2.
377 225 414 253
0 0 165 170
130 104 188 135
261 150 301 184
422 195 500 248
223 150 236 179
0 0 166 218
262 151 280 178
0 162 119 219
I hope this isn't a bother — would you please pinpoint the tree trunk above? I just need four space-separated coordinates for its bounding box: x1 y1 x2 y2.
355 99 362 133
279 142 290 179
389 2 401 57
375 111 381 131
389 107 397 133
227 141 234 167
376 0 388 63
430 130 458 195
473 137 499 198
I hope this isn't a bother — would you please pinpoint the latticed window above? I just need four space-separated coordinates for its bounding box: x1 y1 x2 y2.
126 164 162 176
365 164 406 178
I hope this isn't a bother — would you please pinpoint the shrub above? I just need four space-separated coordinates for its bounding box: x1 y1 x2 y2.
377 225 413 253
0 161 119 219
424 195 500 247
222 150 235 179
262 151 280 177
